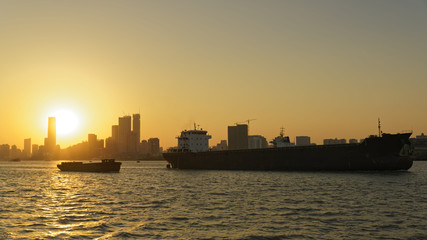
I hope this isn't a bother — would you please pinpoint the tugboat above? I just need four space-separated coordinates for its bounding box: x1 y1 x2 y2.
57 159 121 172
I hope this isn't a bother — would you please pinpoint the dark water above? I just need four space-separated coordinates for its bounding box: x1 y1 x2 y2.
0 160 426 239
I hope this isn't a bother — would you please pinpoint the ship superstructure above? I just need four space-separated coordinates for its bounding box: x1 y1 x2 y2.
270 127 295 148
177 124 212 152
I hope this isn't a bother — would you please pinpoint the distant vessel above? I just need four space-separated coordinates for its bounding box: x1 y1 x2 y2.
57 159 121 172
163 124 413 171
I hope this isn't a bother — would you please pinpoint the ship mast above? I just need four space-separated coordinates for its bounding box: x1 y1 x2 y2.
280 126 285 137
378 118 381 137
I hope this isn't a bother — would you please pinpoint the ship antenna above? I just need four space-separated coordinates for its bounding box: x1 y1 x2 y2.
280 126 285 137
378 118 381 137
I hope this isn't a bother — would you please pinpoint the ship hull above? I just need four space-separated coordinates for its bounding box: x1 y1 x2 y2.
163 133 413 171
57 161 121 172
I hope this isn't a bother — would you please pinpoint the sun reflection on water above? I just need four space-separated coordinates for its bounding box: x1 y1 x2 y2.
1 161 426 239
40 170 89 238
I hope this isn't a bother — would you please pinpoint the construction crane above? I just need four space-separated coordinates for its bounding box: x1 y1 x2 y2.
234 119 256 125
234 119 257 134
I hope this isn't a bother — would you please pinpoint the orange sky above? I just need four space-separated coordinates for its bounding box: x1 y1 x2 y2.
1 0 426 149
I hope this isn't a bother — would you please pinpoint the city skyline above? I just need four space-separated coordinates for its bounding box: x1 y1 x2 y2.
1 0 426 149
2 113 427 161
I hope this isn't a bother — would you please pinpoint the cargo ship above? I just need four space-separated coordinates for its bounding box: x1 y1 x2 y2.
163 125 413 171
57 159 121 172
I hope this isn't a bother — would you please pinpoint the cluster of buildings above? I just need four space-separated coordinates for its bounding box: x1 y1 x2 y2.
0 117 60 160
210 124 314 151
62 113 162 160
323 138 359 145
207 124 427 157
410 133 427 160
103 114 161 156
2 118 427 160
0 113 162 161
176 124 317 153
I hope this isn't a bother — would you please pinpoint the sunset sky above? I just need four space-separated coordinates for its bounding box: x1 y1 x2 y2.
1 0 426 149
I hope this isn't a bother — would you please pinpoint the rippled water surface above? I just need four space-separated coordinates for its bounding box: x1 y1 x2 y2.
0 160 426 239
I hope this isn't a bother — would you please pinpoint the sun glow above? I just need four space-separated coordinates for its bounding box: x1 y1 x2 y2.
52 109 80 136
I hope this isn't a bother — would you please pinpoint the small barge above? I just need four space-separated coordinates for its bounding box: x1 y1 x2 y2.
57 159 121 172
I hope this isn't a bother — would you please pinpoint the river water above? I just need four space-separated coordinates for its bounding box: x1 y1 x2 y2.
0 160 426 239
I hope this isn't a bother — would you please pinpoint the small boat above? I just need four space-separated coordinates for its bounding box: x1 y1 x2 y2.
57 159 121 172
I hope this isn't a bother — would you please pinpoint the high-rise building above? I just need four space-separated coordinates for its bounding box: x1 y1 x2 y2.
0 144 10 160
108 125 119 154
148 138 160 154
140 140 149 154
228 124 248 150
48 117 56 149
112 125 118 142
32 144 39 158
10 145 20 159
126 114 140 153
133 113 140 147
24 138 31 158
88 134 97 157
118 116 132 153
296 136 311 146
44 117 57 156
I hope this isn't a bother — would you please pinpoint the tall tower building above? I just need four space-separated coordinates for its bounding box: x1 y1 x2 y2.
133 114 140 144
46 117 56 154
108 125 119 154
32 144 39 158
24 138 31 158
88 134 98 158
132 114 140 153
118 116 131 153
112 125 119 142
148 138 160 154
228 124 249 150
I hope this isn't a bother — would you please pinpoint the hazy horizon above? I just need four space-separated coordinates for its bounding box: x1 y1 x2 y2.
1 0 426 149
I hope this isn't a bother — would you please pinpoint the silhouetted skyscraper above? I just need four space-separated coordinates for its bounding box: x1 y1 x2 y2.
112 125 118 142
148 138 160 154
46 117 56 155
24 138 31 158
133 114 140 152
228 124 248 150
88 134 97 158
32 144 39 158
0 144 10 160
118 116 131 153
48 117 56 145
140 140 149 154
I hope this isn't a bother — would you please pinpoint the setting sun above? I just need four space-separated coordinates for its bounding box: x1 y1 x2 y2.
52 109 80 136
